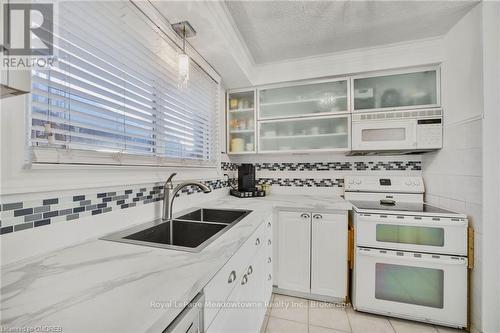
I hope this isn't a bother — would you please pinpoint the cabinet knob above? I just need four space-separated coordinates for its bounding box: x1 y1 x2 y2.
227 270 236 284
247 265 253 275
300 213 310 219
241 274 248 285
267 222 271 228
267 257 272 263
255 238 261 246
268 274 272 281
313 214 323 220
268 239 272 246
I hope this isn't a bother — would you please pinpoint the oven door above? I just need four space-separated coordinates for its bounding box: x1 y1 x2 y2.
353 247 467 328
355 213 468 255
352 119 417 151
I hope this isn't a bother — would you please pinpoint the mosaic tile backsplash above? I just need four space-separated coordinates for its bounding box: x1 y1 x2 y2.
0 178 234 235
257 178 344 187
221 161 421 171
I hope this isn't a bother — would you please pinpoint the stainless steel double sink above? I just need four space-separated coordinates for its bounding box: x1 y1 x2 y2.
101 208 252 252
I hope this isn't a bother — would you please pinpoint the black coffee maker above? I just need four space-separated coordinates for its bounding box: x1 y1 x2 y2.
238 164 256 191
230 164 266 198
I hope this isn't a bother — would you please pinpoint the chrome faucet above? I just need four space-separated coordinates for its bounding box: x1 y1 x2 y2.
162 173 212 221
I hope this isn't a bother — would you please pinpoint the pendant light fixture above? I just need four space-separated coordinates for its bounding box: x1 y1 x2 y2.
172 21 196 89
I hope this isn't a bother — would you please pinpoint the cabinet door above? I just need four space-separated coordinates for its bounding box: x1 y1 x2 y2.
227 90 256 154
311 213 348 299
259 115 350 153
258 79 349 119
352 67 439 112
277 211 311 293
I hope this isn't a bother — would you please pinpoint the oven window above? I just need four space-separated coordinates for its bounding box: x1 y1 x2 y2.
375 263 444 308
362 128 406 142
376 224 444 247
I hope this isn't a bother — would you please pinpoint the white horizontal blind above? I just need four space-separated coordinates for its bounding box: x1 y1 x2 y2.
30 1 219 166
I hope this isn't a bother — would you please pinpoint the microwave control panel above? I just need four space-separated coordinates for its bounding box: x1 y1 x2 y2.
416 118 442 149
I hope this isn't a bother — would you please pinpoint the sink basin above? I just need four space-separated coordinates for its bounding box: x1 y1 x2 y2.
101 208 252 252
124 220 226 248
177 208 251 224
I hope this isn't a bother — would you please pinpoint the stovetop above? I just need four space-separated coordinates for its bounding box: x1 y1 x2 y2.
350 200 467 218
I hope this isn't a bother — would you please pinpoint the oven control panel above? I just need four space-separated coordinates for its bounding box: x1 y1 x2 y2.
344 176 424 193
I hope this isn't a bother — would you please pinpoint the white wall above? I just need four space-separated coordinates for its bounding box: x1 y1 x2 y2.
250 37 444 86
480 2 500 333
421 5 484 332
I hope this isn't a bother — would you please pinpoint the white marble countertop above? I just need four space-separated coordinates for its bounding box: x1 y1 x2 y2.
0 194 351 333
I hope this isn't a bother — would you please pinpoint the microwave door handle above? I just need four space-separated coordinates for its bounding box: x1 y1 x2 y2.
356 249 467 266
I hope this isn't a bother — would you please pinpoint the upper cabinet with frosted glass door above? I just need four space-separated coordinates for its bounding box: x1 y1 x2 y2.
351 66 440 112
258 78 349 120
227 89 256 154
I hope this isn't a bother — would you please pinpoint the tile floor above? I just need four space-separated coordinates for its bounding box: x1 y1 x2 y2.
260 294 464 333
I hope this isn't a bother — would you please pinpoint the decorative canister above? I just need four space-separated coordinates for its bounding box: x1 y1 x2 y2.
230 138 245 152
261 184 271 195
229 98 238 109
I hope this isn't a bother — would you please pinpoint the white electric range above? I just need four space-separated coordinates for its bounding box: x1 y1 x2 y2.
345 176 468 329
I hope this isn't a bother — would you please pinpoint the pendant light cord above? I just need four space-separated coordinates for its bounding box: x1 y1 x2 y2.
182 24 186 53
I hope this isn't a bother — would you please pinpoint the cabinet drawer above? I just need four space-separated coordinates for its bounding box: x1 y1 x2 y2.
204 220 268 328
207 220 273 333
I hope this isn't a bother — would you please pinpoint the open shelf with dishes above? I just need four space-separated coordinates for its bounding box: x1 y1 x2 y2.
227 89 256 154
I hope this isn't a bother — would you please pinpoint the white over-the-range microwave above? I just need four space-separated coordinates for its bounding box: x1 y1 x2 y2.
351 108 443 152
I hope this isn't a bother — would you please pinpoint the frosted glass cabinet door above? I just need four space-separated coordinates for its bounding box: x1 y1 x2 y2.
259 115 350 152
353 68 439 111
227 90 256 154
259 79 348 119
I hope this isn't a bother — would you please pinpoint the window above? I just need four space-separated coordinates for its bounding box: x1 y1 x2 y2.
30 1 219 167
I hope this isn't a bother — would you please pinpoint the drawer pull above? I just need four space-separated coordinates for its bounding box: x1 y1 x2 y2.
267 257 272 263
268 239 272 246
241 274 248 285
313 214 323 220
227 270 236 284
268 274 272 281
255 238 261 246
247 265 253 275
300 213 310 219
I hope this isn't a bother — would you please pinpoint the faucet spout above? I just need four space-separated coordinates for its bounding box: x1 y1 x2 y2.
162 175 212 221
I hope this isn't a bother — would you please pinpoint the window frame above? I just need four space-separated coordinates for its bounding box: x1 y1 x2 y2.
26 1 222 169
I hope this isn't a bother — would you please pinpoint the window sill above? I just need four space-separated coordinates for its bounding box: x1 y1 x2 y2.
29 147 219 170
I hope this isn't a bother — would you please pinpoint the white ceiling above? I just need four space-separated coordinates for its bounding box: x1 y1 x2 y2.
225 0 478 64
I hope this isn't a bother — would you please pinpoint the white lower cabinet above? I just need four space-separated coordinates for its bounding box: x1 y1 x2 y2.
277 211 348 301
205 219 272 333
311 213 348 298
277 211 311 293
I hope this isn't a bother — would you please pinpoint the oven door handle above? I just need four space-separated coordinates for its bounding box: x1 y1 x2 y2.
356 248 468 266
358 217 467 227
